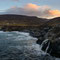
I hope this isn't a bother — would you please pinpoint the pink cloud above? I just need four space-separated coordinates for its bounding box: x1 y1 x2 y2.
24 3 40 10
49 10 60 17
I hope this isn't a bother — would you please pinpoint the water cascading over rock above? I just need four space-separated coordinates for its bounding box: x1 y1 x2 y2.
37 25 60 58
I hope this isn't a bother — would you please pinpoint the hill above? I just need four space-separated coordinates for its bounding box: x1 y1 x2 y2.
0 14 48 26
45 17 60 27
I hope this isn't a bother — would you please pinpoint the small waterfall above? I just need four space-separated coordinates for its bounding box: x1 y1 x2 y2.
40 39 49 49
40 39 50 53
45 41 50 52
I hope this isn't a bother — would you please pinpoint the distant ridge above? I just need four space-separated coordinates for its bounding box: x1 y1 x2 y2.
0 14 48 26
0 14 60 27
46 17 60 26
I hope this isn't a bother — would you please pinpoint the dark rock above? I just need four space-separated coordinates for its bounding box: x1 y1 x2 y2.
49 40 60 58
36 37 45 44
42 40 50 52
36 25 60 58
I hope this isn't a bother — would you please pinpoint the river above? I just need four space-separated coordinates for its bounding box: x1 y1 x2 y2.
0 31 59 60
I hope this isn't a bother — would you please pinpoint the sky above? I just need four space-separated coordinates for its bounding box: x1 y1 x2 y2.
0 0 60 19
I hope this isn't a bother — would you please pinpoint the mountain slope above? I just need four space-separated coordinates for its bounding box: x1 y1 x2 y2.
46 17 60 26
0 14 48 26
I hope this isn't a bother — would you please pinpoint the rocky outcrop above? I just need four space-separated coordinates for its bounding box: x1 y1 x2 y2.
37 25 60 58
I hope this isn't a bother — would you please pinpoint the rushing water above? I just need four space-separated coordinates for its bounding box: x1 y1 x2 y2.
0 31 59 60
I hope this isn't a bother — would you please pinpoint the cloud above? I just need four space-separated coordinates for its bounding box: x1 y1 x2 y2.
10 6 17 9
49 10 60 17
24 3 40 10
5 3 60 19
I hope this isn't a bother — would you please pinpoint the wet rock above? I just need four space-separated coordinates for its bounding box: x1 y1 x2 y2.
49 40 60 58
37 26 60 58
36 37 45 44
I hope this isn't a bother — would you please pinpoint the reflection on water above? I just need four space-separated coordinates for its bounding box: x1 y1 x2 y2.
0 31 59 60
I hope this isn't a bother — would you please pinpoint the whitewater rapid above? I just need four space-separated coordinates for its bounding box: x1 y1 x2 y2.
0 31 59 60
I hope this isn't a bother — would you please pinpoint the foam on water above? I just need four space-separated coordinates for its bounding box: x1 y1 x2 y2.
0 31 59 60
